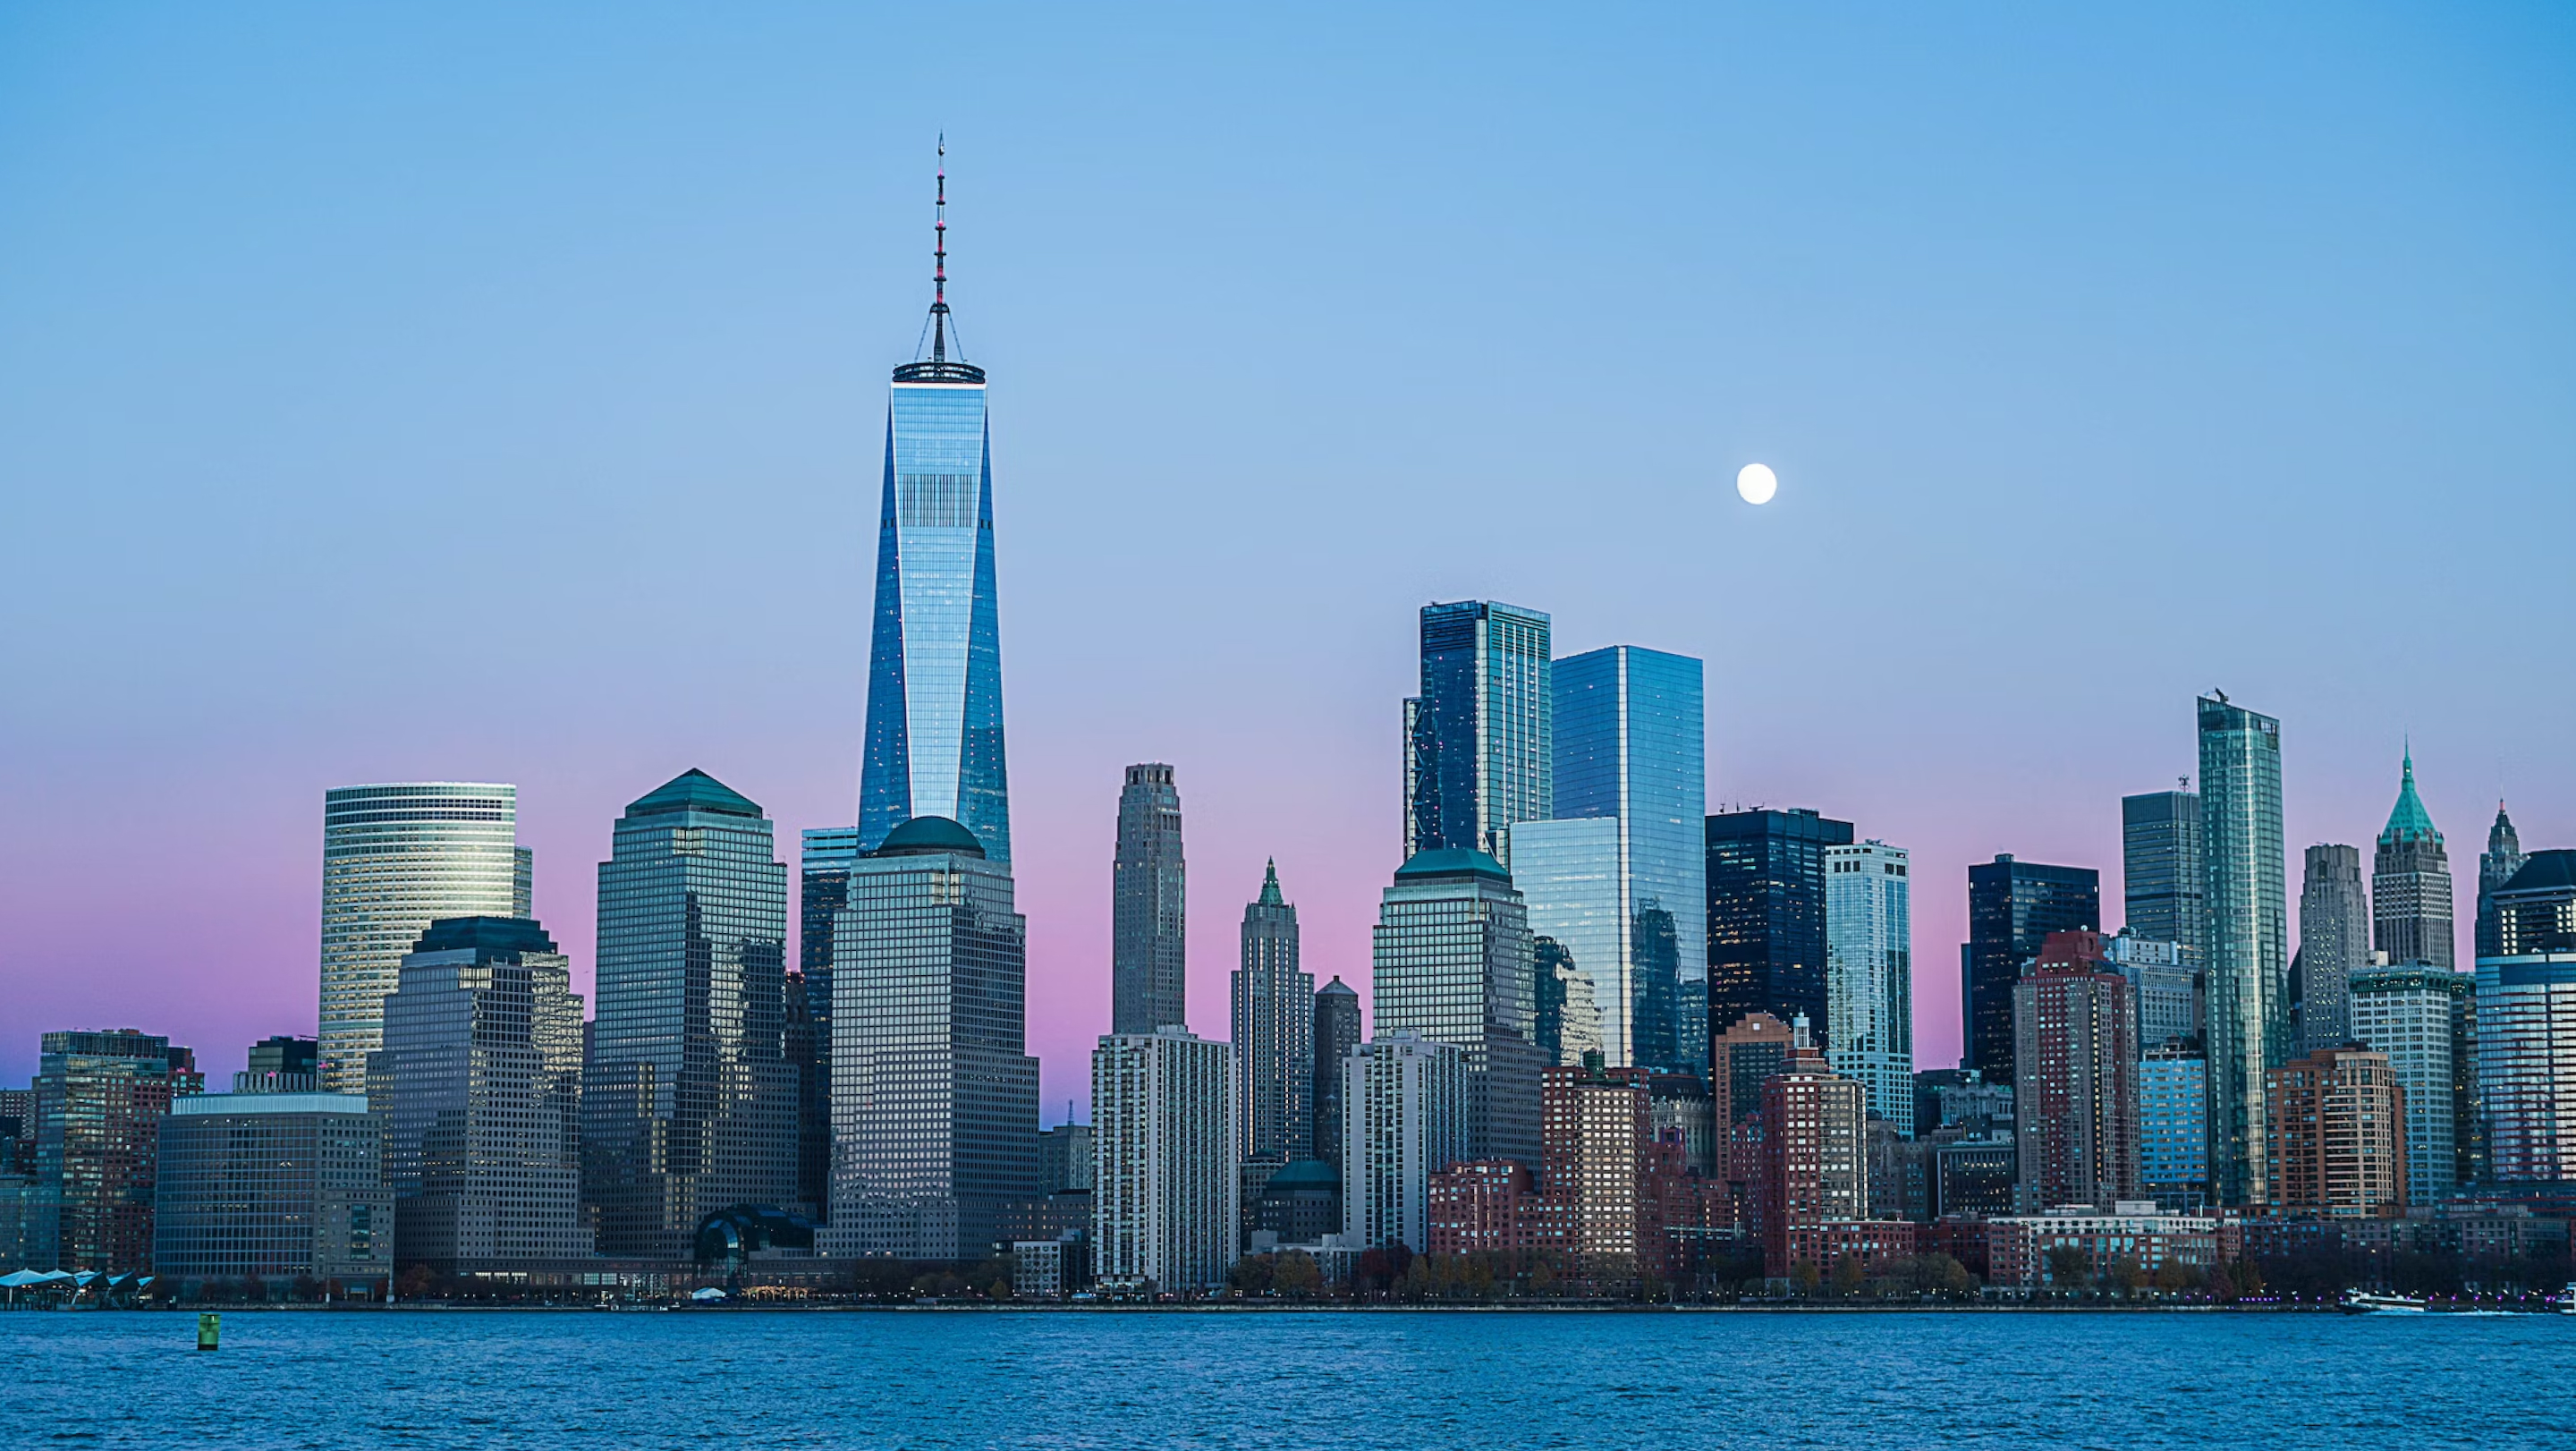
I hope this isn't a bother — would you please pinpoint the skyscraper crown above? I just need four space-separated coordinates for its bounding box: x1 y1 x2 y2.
2379 748 2442 846
894 136 987 385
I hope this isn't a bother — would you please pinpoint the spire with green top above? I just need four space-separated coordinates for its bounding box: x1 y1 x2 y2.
1256 858 1285 906
2379 742 2442 846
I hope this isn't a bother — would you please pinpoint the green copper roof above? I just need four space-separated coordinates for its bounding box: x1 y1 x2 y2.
626 768 763 820
875 815 987 858
1394 847 1510 882
2379 748 2441 845
1258 858 1285 906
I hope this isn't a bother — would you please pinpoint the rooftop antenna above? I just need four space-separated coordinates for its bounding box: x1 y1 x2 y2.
930 134 951 361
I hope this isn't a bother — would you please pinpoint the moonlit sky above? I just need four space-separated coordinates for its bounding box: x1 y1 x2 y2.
4 4 2572 1109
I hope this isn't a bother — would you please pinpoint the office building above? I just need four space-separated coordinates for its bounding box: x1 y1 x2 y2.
2265 1046 2406 1218
153 1079 390 1293
856 158 1012 862
1343 1031 1468 1253
2476 849 2576 1184
826 816 1038 1260
797 827 865 1222
2139 1040 2207 1211
1825 840 1912 1134
1371 849 1543 1166
1533 935 1605 1067
588 770 799 1257
1112 764 1188 1034
1311 978 1362 1171
1250 1158 1342 1246
2476 802 2526 963
1705 808 1852 1046
375 917 590 1269
27 1030 202 1272
2121 788 2204 964
2298 844 2370 1056
2012 931 2140 1213
2373 751 2455 971
1233 862 1314 1199
1513 645 1706 1072
1092 1028 1235 1293
2199 693 2288 1206
1965 855 2100 1085
2348 965 2478 1200
1404 600 1552 866
318 783 528 1095
1038 1123 1095 1195
2104 933 2197 1049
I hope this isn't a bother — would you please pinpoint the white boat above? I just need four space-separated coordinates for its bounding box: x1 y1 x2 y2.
2560 1284 2576 1316
2340 1291 2428 1314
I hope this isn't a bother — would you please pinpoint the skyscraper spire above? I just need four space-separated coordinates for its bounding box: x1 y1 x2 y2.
928 133 953 363
1258 858 1284 907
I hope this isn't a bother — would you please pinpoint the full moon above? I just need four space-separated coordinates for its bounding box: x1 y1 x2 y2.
1736 462 1778 505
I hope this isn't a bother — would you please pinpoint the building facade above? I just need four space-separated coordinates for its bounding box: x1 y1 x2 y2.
2265 1045 2407 1218
826 816 1038 1260
1311 978 1362 1172
2347 964 2479 1200
1756 1025 1869 1275
1965 855 2100 1086
587 770 799 1256
2121 788 2205 964
1705 808 1853 1048
153 1084 391 1292
2373 751 2454 972
1710 1012 1796 1183
28 1030 202 1272
2104 932 2197 1049
1825 840 1913 1134
2298 844 2371 1056
2139 1040 2208 1210
318 783 528 1094
2012 932 2140 1213
376 917 590 1269
1343 1031 1468 1253
1404 600 1552 866
2477 849 2576 1184
2476 802 2526 963
797 826 865 1223
1112 763 1188 1034
856 166 1012 861
1371 849 1544 1166
2199 693 2288 1207
1091 1028 1236 1293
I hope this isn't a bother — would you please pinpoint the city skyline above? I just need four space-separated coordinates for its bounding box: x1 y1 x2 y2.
6 7 2574 1118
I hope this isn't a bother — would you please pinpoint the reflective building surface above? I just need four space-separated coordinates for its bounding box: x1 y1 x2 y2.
153 1085 390 1291
2198 694 2287 1206
1704 809 1852 1055
318 783 529 1095
1404 600 1552 866
2120 789 2204 965
796 827 864 1222
1371 849 1543 1166
1964 854 2099 1085
2476 849 2576 1184
826 816 1038 1260
587 770 797 1257
1825 840 1912 1134
28 1030 202 1272
2348 963 2479 1200
2296 844 2369 1056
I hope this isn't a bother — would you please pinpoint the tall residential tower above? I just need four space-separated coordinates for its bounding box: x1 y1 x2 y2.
2199 694 2287 1207
1112 764 1188 1034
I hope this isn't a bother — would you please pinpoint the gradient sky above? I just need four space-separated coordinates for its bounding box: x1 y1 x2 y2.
4 4 2572 1112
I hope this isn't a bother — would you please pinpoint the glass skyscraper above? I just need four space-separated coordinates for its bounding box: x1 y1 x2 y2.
318 783 530 1095
1404 600 1552 867
1825 840 1913 1134
1705 809 1852 1051
796 827 863 1222
1964 855 2099 1085
2296 844 2369 1056
2198 694 2287 1207
2120 789 2204 965
1371 850 1544 1166
857 159 1010 863
1513 645 1706 1075
586 769 799 1257
2477 849 2576 1185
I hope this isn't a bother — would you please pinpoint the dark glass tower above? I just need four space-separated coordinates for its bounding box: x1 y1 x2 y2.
1964 855 2099 1085
1310 977 1362 1171
856 148 1011 862
1112 764 1189 1034
1403 600 1552 866
2121 789 2204 964
586 770 799 1256
794 827 862 1223
1704 808 1853 1049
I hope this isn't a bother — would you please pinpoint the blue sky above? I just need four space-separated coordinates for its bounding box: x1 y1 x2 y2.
3 3 2571 1099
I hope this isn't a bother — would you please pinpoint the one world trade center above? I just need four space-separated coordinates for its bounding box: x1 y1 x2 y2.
857 148 1010 861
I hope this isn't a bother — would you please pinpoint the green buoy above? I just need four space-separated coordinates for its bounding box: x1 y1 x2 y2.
198 1312 219 1351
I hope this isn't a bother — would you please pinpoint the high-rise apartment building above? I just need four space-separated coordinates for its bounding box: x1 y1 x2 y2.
318 783 528 1094
1512 646 1707 1073
1091 1028 1236 1292
1371 850 1544 1166
2347 964 2479 1201
375 917 589 1269
1342 1031 1468 1253
1756 1023 1869 1276
2476 802 2526 962
1710 1012 1796 1182
2121 789 2204 964
1705 809 1852 1048
2104 933 2197 1049
2373 751 2454 971
1540 1056 1664 1273
2012 931 2140 1213
797 827 864 1221
2477 850 2576 1184
153 1078 390 1294
1404 601 1552 866
1311 978 1362 1171
2139 1040 2207 1210
2199 693 2288 1207
826 816 1038 1260
2264 1046 2406 1218
1965 855 2100 1085
1825 841 1912 1134
2298 844 2370 1056
587 770 798 1257
857 157 1011 863
1112 764 1188 1034
1233 862 1315 1216
28 1030 201 1272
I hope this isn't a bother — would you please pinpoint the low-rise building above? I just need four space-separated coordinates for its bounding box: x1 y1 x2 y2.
1986 1201 2226 1291
153 1082 391 1294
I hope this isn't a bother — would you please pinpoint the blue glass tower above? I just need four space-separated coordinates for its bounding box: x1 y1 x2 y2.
859 148 1011 861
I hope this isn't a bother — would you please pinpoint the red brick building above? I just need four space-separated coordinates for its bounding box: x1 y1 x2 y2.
2265 1046 2408 1218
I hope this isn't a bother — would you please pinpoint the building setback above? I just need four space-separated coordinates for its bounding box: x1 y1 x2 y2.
154 1083 391 1293
2297 844 2370 1056
28 1030 202 1272
1112 764 1188 1035
2012 931 2140 1213
1705 808 1852 1048
1092 1028 1235 1293
2104 933 2197 1049
1405 600 1553 867
2372 751 2455 972
1825 840 1913 1134
2199 693 2288 1207
1965 855 2100 1086
2264 1046 2406 1218
1371 849 1544 1167
826 816 1038 1260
